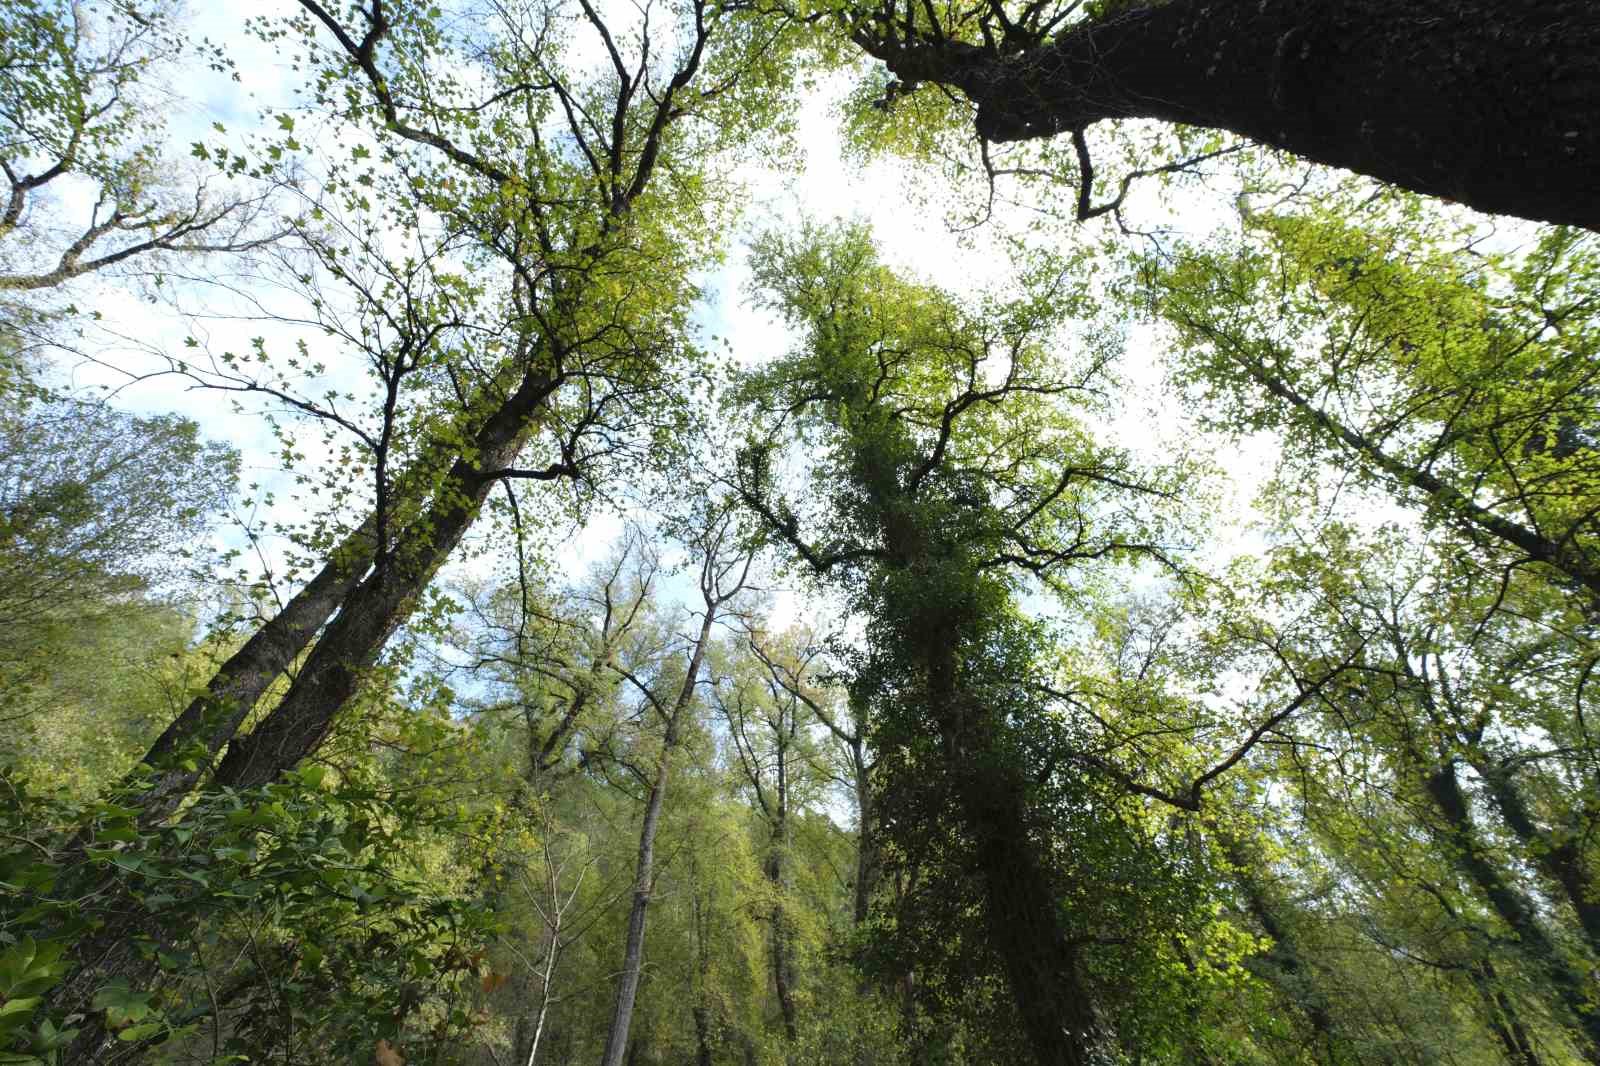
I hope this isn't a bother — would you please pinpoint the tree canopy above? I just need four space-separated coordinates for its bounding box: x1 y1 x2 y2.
1 3 1598 1066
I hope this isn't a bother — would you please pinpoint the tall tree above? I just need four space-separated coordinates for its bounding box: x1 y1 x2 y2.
736 223 1217 1064
598 504 756 1066
119 0 802 817
44 0 803 1055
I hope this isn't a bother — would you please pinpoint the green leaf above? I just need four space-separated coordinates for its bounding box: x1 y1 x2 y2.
0 997 39 1019
117 1021 163 1042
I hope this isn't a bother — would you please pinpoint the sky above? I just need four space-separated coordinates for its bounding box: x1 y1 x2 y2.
34 0 1292 646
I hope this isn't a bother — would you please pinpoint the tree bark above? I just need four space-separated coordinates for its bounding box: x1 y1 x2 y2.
1475 959 1545 1066
920 610 1102 1066
850 738 876 927
952 749 1100 1066
52 364 559 1064
128 517 373 822
691 854 718 1066
865 0 1600 230
692 1006 715 1066
766 846 800 1043
126 358 528 821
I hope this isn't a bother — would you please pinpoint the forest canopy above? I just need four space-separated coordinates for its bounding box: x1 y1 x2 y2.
1 2 1597 1066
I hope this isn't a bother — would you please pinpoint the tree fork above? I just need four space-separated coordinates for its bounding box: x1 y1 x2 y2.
128 517 374 823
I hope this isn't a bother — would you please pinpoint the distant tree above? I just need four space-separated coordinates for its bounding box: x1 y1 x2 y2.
0 392 236 646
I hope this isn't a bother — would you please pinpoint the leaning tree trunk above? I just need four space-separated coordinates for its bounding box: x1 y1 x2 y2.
210 363 561 791
128 516 374 823
125 358 527 823
866 0 1600 230
54 363 562 1065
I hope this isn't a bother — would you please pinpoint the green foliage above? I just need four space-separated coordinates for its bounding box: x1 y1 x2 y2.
0 760 501 1065
0 394 236 629
0 385 237 792
4 2 1599 1064
1146 187 1600 593
0 938 75 1065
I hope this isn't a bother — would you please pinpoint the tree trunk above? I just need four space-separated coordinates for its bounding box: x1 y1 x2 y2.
52 365 560 1065
599 609 718 1066
766 849 799 1043
1222 838 1350 1064
125 358 529 821
692 1007 715 1066
924 628 1101 1066
868 0 1600 230
956 760 1100 1066
211 365 560 791
1474 959 1545 1066
1423 761 1600 1061
128 516 374 822
1478 763 1600 963
850 736 877 927
768 728 799 1043
864 451 1102 1063
691 856 717 1066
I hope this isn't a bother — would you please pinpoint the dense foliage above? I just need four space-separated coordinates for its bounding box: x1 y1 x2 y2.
0 2 1597 1066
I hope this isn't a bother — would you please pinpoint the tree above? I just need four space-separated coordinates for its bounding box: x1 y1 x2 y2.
831 0 1600 230
1147 193 1600 607
17 2 1600 1062
0 0 279 296
40 0 805 1054
715 627 834 1042
598 503 756 1066
120 0 803 818
1068 574 1584 1066
749 631 880 925
1261 528 1600 1061
736 222 1222 1065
